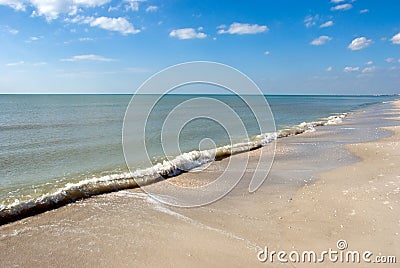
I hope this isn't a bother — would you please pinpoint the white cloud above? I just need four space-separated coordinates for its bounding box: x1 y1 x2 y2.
344 66 360 72
217 22 268 35
108 5 118 12
78 37 93 41
145 5 157 12
330 0 345 3
123 0 139 11
331 4 353 11
0 0 26 11
169 28 206 39
69 16 140 34
6 61 25 66
362 66 375 73
89 16 139 34
6 60 46 66
390 32 400 45
385 57 395 63
65 15 87 23
9 28 18 34
264 51 270 56
304 15 319 28
25 35 43 43
107 0 144 12
73 0 111 5
348 37 372 50
0 0 112 21
30 0 76 20
326 66 333 72
2 25 19 34
310 35 332 46
360 9 369 14
319 20 333 28
366 61 373 65
61 54 114 62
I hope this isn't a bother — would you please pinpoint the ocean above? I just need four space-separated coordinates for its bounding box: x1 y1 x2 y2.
0 94 397 223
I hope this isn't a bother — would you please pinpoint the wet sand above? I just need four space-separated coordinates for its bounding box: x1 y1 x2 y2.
0 101 399 267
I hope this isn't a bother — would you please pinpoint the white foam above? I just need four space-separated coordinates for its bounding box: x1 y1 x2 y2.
0 111 349 223
325 113 347 125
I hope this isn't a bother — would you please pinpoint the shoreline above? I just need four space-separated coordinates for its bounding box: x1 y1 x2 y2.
0 100 399 266
277 118 400 266
0 102 355 225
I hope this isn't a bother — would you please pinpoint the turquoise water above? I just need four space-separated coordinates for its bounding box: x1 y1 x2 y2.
0 94 397 222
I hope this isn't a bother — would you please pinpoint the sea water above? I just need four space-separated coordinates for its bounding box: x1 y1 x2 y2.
0 94 397 223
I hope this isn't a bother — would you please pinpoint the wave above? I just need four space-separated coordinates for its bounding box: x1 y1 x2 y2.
0 113 347 225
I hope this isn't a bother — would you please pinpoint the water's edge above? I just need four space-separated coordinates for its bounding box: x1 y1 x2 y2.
0 100 396 225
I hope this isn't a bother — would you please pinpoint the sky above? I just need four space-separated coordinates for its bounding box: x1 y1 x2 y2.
0 0 399 94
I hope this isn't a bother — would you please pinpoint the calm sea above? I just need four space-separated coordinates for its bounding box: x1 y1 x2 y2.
0 94 397 222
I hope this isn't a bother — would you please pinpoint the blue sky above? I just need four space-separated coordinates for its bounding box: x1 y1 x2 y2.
0 0 399 94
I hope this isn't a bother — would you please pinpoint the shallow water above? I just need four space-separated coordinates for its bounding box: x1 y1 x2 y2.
0 94 397 222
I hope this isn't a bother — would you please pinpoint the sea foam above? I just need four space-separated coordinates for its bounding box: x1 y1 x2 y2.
0 112 347 225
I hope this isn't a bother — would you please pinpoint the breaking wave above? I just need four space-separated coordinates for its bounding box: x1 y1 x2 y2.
0 113 347 225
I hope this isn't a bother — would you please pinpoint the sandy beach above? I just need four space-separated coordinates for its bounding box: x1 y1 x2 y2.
2 0 399 266
1 100 399 267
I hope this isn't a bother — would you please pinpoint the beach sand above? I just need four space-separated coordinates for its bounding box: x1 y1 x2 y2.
0 101 399 267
